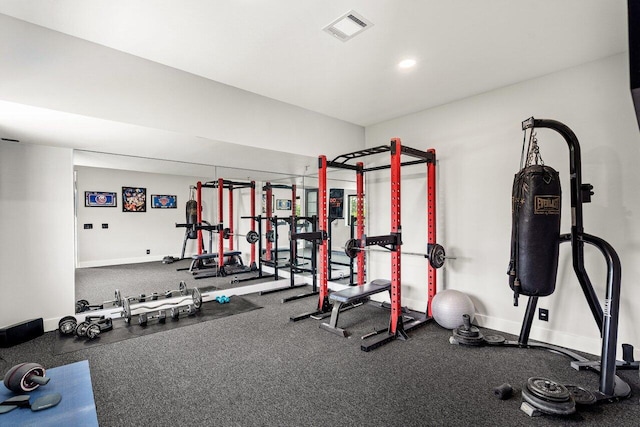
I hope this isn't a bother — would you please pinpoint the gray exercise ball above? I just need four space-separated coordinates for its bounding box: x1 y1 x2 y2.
431 289 475 329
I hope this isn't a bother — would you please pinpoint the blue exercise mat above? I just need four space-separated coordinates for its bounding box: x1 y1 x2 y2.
0 360 98 426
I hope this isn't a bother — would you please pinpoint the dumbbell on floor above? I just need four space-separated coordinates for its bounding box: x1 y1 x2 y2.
75 289 123 313
138 310 167 326
170 304 197 320
75 316 113 340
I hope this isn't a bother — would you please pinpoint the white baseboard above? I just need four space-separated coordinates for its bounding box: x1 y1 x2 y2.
77 255 167 268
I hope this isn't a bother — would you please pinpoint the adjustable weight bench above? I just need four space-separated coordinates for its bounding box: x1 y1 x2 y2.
320 279 391 337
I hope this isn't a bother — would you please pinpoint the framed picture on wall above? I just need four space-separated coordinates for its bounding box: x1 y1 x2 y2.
262 194 276 213
329 188 344 219
85 191 117 207
151 194 177 209
122 187 146 212
276 199 291 211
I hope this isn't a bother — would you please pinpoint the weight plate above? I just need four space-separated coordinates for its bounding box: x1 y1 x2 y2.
192 287 202 309
526 377 571 402
86 324 101 339
75 300 90 313
428 244 446 269
114 289 122 306
521 386 576 416
484 334 506 345
452 332 485 346
179 281 187 295
187 305 196 316
58 316 78 335
565 385 597 406
75 321 90 337
138 313 148 326
159 310 166 322
171 307 179 319
246 230 259 244
123 298 131 323
455 325 481 338
266 230 275 243
344 238 360 259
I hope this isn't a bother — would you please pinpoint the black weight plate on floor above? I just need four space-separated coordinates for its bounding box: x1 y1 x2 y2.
58 316 77 335
527 377 571 402
565 385 597 406
455 326 481 338
484 334 506 345
521 386 576 416
75 322 90 337
86 324 101 339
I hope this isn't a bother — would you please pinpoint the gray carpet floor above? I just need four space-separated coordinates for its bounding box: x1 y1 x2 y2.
2 261 640 426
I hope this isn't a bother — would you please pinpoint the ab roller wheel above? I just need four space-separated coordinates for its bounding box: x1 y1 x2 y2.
3 363 50 393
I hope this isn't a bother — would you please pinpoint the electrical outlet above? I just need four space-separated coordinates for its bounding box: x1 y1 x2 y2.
83 224 93 230
102 223 108 229
539 308 549 322
146 249 150 255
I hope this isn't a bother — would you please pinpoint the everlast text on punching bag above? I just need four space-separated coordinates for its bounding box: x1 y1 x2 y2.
508 164 561 304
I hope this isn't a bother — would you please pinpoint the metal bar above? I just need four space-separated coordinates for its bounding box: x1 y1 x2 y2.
218 178 224 268
250 182 256 266
518 296 538 345
400 144 434 161
356 162 365 285
427 148 436 316
228 186 234 252
529 118 604 330
326 161 361 171
318 155 329 311
390 138 402 335
583 233 622 396
363 159 428 173
196 181 203 255
265 183 273 261
291 185 297 271
330 145 390 164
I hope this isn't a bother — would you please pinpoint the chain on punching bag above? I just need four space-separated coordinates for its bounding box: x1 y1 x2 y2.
508 131 561 306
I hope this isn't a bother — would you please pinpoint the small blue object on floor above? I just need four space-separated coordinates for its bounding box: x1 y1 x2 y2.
215 295 231 304
0 360 98 426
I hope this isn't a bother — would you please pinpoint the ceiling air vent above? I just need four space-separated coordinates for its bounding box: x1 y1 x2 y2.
323 10 373 42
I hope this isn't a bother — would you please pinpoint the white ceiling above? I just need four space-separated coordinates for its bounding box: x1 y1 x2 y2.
0 0 630 177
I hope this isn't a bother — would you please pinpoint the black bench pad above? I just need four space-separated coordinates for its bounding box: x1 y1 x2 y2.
329 279 391 303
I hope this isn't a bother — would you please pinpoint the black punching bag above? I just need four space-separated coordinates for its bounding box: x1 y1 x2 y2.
508 164 561 303
186 200 198 239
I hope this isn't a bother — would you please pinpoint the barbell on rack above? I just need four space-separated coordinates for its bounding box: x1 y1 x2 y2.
221 228 276 244
343 239 453 269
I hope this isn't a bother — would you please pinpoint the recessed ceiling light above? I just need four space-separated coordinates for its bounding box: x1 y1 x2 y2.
398 59 417 69
323 10 374 42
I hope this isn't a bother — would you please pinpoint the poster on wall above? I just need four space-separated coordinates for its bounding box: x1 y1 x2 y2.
276 199 291 211
262 194 276 213
85 191 117 207
151 194 177 209
122 187 146 212
329 188 344 218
